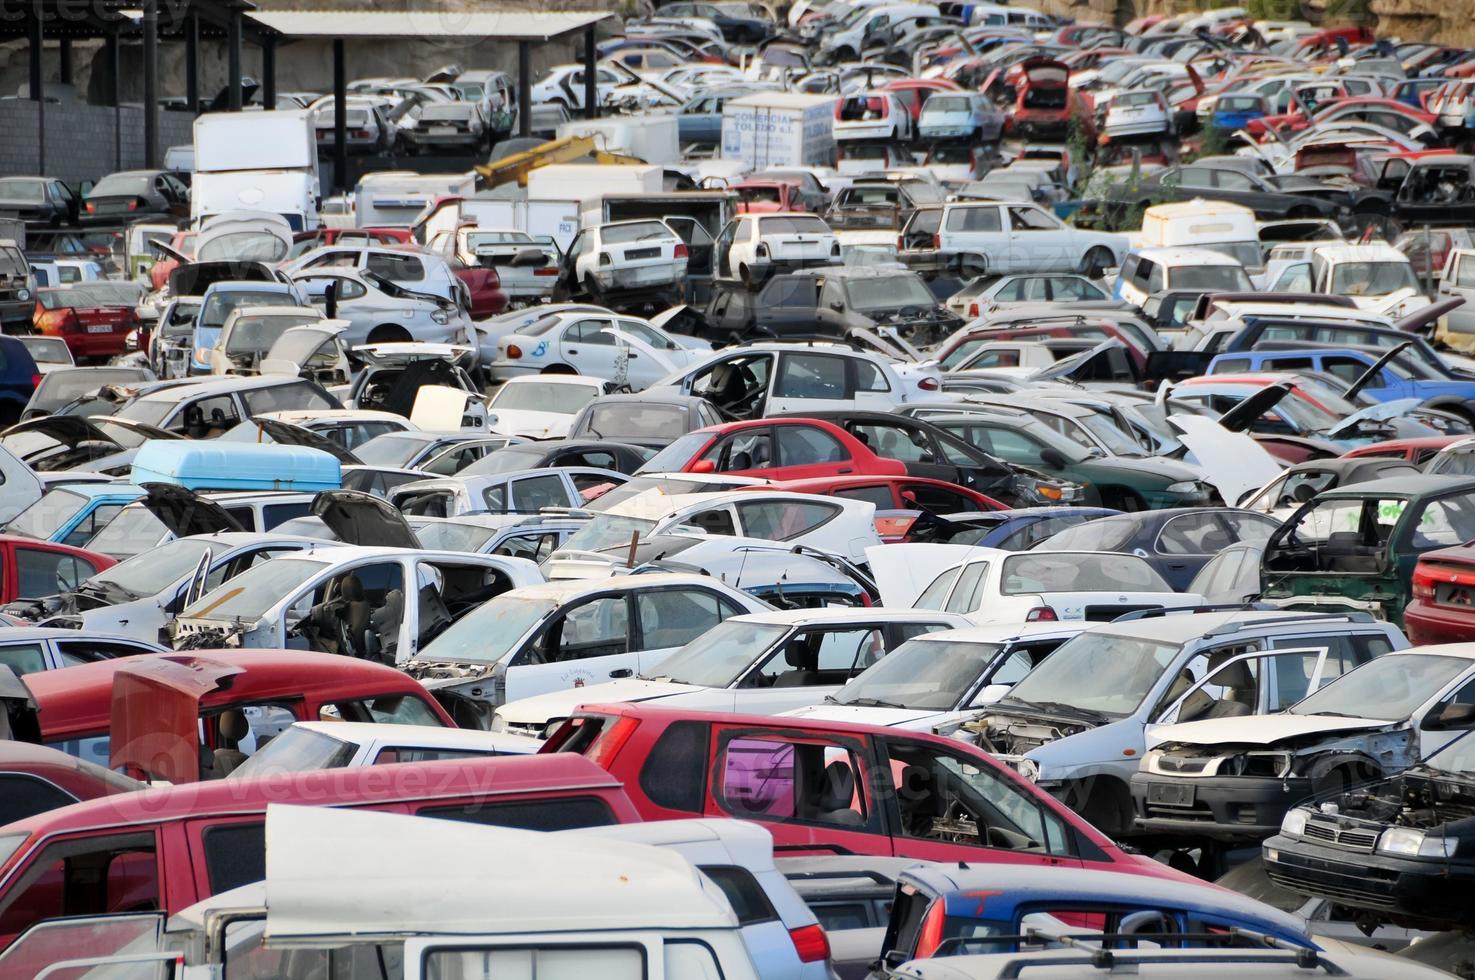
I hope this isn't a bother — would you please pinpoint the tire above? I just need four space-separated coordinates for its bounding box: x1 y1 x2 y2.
583 275 607 307
366 324 411 345
1081 246 1114 279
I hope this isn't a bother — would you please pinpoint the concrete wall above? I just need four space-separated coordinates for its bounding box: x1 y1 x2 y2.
0 100 194 183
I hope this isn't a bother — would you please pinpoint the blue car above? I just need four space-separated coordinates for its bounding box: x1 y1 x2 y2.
1208 344 1475 425
1210 92 1268 131
3 483 144 549
910 506 1120 549
873 863 1314 972
193 280 307 375
1392 77 1442 110
0 335 40 425
677 87 757 146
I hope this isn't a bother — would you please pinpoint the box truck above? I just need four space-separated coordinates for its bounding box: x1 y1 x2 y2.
192 111 321 231
721 92 838 169
557 115 680 164
355 171 477 228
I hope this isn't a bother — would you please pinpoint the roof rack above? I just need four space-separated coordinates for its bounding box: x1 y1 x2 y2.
780 868 899 887
1112 602 1275 622
937 928 1333 977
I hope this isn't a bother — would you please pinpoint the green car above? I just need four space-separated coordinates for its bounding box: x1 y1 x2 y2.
928 410 1217 511
1261 474 1475 628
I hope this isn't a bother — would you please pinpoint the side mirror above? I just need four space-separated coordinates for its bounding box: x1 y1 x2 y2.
971 682 1013 706
1424 702 1475 731
1039 447 1066 468
691 458 717 474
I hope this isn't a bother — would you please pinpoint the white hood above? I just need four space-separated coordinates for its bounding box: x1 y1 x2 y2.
1169 413 1284 506
782 703 944 729
497 677 702 725
1150 713 1391 749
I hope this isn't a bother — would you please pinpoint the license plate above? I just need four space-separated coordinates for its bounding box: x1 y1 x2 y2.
86 324 112 333
1438 582 1475 606
429 126 456 135
1147 782 1195 807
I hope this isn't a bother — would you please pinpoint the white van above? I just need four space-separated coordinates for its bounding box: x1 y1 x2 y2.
1136 199 1263 280
1113 246 1253 309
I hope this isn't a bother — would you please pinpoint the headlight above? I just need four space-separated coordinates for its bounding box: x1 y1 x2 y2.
1377 827 1457 858
431 309 450 325
194 347 211 363
1015 759 1040 783
1165 481 1203 494
1280 809 1309 838
15 288 29 302
488 713 507 733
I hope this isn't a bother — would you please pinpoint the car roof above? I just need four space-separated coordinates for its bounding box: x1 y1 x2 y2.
1085 610 1372 643
0 627 149 643
727 607 967 627
1318 473 1475 498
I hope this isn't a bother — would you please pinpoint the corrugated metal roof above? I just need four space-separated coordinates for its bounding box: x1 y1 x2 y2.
247 9 610 41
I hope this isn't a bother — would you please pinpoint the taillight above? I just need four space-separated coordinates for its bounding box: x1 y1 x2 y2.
533 268 558 277
968 303 980 317
586 715 640 768
85 201 96 213
128 197 143 211
834 102 844 120
932 234 942 250
896 234 905 249
506 344 522 359
913 900 948 958
1026 606 1059 622
1413 565 1436 601
29 372 40 388
917 376 939 391
674 243 689 259
788 924 830 964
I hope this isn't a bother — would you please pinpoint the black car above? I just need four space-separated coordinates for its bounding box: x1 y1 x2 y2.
80 170 190 227
566 394 725 449
461 439 654 477
908 506 1121 548
1264 730 1475 931
1394 154 1475 228
1097 163 1342 225
0 177 80 228
770 410 1081 509
1032 506 1281 591
656 1 772 43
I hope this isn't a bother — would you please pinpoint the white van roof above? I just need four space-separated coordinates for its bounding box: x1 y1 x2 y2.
1133 245 1246 266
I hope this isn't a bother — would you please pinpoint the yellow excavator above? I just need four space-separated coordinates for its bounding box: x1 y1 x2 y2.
474 135 648 189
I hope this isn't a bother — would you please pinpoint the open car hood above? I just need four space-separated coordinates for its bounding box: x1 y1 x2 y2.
1030 338 1122 384
137 483 248 537
1327 398 1424 439
311 488 420 549
169 260 278 297
1167 414 1283 507
0 665 39 743
110 655 246 783
249 417 361 465
1211 381 1293 433
1395 295 1464 334
4 414 123 452
1152 713 1390 749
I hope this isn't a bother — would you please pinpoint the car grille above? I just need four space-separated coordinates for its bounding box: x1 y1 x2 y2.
1155 755 1211 775
1266 852 1398 910
624 247 662 260
1302 819 1379 851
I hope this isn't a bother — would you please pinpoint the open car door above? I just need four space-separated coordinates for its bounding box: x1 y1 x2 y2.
312 488 421 549
110 656 245 782
0 666 39 742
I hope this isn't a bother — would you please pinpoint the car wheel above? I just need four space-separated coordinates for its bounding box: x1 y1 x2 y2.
1081 246 1114 279
583 275 607 307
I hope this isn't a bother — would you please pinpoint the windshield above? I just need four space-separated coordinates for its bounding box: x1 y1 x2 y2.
84 505 169 559
1169 264 1252 291
200 290 292 328
4 489 87 539
354 433 433 467
845 274 935 310
88 537 217 600
1005 630 1182 718
420 595 556 664
229 725 355 779
1197 241 1264 273
467 446 546 475
1329 261 1419 296
1035 516 1137 552
490 382 598 415
1291 654 1471 721
181 557 322 622
650 620 789 686
639 431 712 475
561 514 659 552
999 553 1171 593
224 313 319 355
834 637 1001 710
198 233 289 264
30 368 149 412
1078 413 1146 457
585 404 687 441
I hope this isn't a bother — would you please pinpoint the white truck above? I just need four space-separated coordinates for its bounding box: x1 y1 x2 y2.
354 170 476 228
191 111 321 231
557 115 680 164
721 92 838 169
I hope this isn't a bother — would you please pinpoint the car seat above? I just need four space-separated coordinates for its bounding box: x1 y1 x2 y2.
370 587 407 663
337 574 371 658
898 763 941 836
707 362 746 408
810 760 865 826
1199 657 1255 719
773 641 818 687
212 709 250 776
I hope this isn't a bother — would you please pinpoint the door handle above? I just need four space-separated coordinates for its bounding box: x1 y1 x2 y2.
627 352 639 359
837 467 853 474
567 348 578 354
609 667 633 678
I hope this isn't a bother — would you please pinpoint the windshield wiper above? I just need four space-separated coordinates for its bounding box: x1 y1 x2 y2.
1029 700 1109 721
841 696 909 709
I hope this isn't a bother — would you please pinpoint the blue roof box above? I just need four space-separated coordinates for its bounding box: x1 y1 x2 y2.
131 440 342 493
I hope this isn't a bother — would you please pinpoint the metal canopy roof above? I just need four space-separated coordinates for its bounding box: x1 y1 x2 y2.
246 9 610 41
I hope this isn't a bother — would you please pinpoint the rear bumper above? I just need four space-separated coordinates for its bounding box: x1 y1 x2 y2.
60 330 131 359
1404 598 1475 645
1131 772 1312 842
0 300 30 328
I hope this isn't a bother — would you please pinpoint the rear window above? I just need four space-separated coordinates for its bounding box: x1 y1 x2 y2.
702 866 779 926
601 221 675 245
759 215 829 234
417 796 616 831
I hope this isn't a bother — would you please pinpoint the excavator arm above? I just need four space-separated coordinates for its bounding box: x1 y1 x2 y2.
475 135 648 188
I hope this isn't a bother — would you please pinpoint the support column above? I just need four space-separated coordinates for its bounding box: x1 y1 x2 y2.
108 30 121 170
262 39 277 110
29 0 44 175
58 40 72 87
584 27 597 120
333 39 348 193
185 13 199 113
228 8 243 110
517 41 531 138
143 0 159 168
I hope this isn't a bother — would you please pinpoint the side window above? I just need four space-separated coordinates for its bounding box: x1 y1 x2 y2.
416 796 616 831
776 425 848 466
0 773 77 824
62 504 124 549
834 485 894 508
491 532 559 561
0 641 46 675
635 589 731 650
15 548 96 597
364 253 425 281
201 822 266 895
1007 206 1057 231
243 383 324 416
684 506 737 536
261 502 311 529
0 832 159 939
1410 496 1475 550
509 474 570 512
1157 513 1230 556
944 561 988 614
53 640 150 667
638 720 709 813
715 734 870 829
915 566 962 610
775 353 849 399
179 394 241 436
852 423 929 462
567 318 617 346
946 207 1002 232
548 595 629 662
1272 263 1313 292
854 359 890 392
571 471 620 500
735 500 839 540
707 428 773 471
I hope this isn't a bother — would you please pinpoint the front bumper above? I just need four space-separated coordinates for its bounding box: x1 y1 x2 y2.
1404 598 1475 645
1264 833 1475 925
1131 772 1313 842
0 300 31 328
486 362 542 382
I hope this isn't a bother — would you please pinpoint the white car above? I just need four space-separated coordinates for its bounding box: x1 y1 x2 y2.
172 545 545 662
287 244 464 308
532 63 624 110
899 201 1129 278
227 721 539 778
489 309 710 388
404 572 771 714
290 268 471 347
944 272 1112 318
833 90 915 142
558 218 689 306
714 212 841 287
491 607 971 737
209 304 328 375
871 543 1202 625
550 488 883 566
389 467 628 517
485 374 606 438
1103 89 1172 139
646 342 944 421
784 621 1096 733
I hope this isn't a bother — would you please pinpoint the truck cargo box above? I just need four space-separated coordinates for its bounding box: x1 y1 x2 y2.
721 93 838 169
131 441 342 492
557 116 681 164
528 164 664 201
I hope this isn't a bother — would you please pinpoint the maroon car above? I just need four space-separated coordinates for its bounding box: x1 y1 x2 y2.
0 740 143 826
451 258 509 318
32 285 142 362
1408 543 1475 644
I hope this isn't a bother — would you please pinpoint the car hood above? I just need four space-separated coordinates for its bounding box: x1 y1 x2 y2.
1151 713 1392 749
1327 398 1425 439
487 407 575 440
137 483 247 537
782 703 943 728
311 489 420 549
496 678 704 724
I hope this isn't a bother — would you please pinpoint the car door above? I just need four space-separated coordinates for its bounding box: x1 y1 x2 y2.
700 426 776 475
737 624 892 713
508 473 575 512
1439 252 1475 333
632 586 742 674
770 422 855 480
766 350 854 414
1004 205 1071 273
845 419 955 483
558 316 620 378
504 593 636 701
11 545 102 600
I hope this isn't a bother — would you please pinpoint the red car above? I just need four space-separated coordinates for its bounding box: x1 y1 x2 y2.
1340 435 1466 466
881 77 961 124
0 740 143 826
0 752 633 951
25 649 454 783
645 417 907 482
761 475 1004 541
999 58 1093 142
1407 543 1475 644
1247 97 1436 139
32 286 142 361
732 179 812 214
0 535 113 603
542 704 1195 882
446 255 508 318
